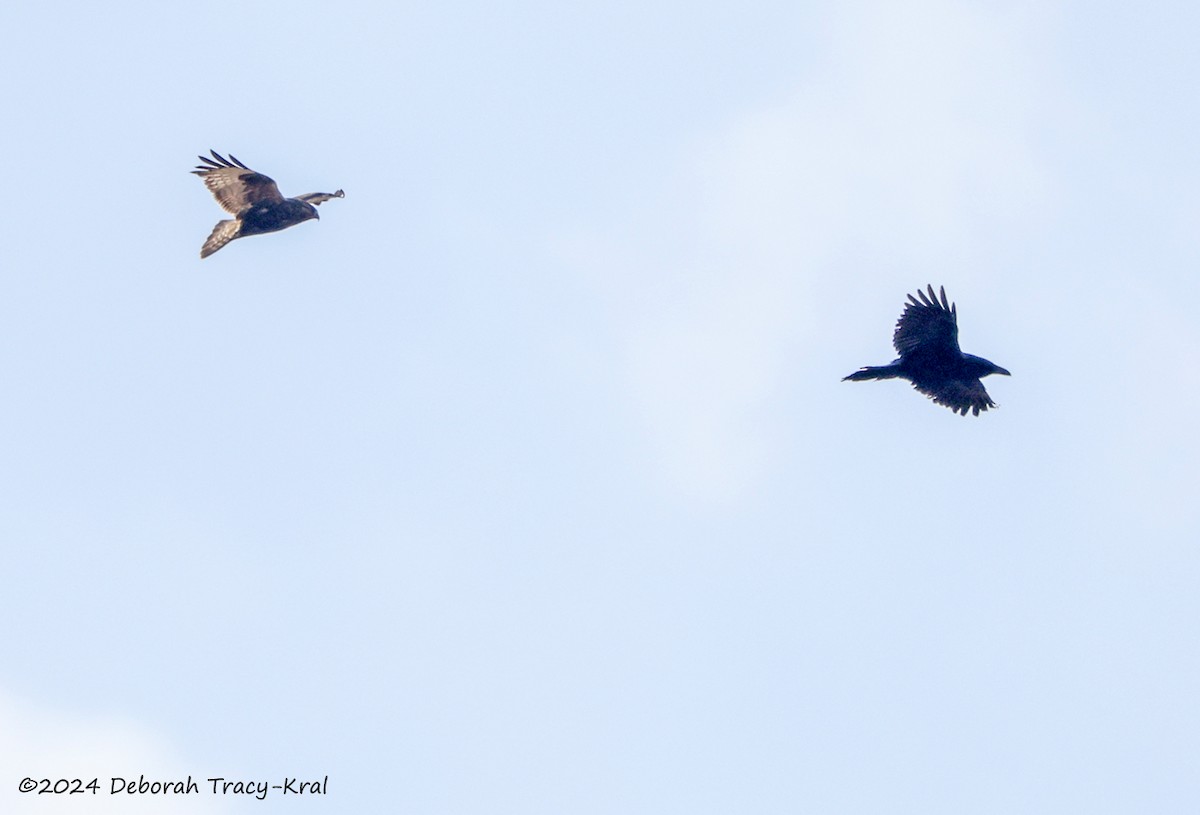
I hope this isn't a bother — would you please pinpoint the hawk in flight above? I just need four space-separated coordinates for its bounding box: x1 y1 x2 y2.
192 150 344 258
844 285 1011 416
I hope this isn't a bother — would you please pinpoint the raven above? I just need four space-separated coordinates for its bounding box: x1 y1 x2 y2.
844 285 1010 416
192 151 344 258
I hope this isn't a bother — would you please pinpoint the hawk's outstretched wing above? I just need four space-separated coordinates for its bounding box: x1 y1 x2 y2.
892 284 961 358
192 150 285 215
295 190 345 206
200 220 241 260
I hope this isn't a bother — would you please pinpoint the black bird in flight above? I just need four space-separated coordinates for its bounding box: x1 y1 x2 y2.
192 151 344 258
844 285 1010 416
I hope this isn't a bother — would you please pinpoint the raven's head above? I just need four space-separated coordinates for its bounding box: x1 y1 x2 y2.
963 354 1010 378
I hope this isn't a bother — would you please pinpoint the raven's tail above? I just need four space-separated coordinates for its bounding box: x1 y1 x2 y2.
842 365 901 382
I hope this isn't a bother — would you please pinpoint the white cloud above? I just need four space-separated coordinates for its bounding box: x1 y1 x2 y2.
0 689 225 815
565 0 1057 501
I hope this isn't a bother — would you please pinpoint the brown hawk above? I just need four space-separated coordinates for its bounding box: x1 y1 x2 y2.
192 150 344 258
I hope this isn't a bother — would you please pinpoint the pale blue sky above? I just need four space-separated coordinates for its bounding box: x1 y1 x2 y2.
2 1 1198 813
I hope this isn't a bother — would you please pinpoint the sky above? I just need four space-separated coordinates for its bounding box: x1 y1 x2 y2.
2 0 1199 812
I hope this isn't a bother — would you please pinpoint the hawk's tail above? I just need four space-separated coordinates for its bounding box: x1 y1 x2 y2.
200 219 241 259
842 365 901 382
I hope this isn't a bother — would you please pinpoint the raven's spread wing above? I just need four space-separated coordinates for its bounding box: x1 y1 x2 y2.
912 378 998 417
892 284 961 357
192 150 285 215
295 190 345 206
